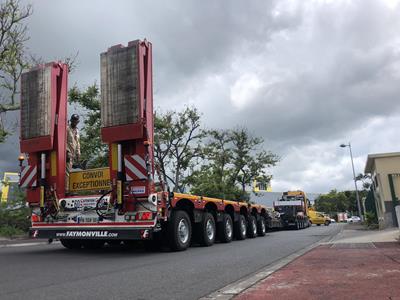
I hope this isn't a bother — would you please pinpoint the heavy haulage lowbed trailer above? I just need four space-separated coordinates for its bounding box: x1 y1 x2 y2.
20 39 294 251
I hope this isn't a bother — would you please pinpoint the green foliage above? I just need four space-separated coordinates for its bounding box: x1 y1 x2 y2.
154 108 279 201
0 0 32 142
0 189 30 238
68 84 108 169
188 166 248 201
315 189 367 215
0 225 25 238
229 128 279 192
154 107 205 192
364 211 378 228
186 128 279 202
0 128 8 142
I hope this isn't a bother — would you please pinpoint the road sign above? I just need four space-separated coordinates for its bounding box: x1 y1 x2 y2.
69 167 111 192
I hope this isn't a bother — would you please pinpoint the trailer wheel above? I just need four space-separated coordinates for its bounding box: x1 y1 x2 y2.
234 215 247 240
217 213 233 243
295 221 299 230
257 218 266 236
168 210 192 251
247 215 257 238
197 212 216 247
60 239 82 249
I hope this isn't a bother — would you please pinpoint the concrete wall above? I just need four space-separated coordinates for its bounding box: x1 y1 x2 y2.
374 156 400 228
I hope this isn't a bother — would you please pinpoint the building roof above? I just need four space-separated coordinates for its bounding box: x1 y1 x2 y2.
364 152 400 173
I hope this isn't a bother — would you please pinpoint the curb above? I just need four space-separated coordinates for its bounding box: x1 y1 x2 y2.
200 226 344 300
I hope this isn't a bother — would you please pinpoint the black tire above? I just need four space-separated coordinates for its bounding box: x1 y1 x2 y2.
234 215 247 240
324 221 330 226
247 215 257 238
217 213 233 243
197 212 216 247
82 240 105 249
60 239 82 249
168 210 192 251
295 221 300 230
317 224 321 226
257 217 266 236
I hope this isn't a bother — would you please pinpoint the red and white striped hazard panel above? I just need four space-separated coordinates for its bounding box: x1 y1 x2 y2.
19 165 37 188
124 155 147 181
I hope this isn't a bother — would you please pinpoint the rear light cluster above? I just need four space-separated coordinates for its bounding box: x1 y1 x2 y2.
136 212 153 220
125 212 153 221
31 214 42 222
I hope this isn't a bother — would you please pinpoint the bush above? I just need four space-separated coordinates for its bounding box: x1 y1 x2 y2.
364 211 378 229
0 190 30 238
0 225 25 238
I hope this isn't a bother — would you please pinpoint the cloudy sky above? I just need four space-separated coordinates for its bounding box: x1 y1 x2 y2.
1 0 400 193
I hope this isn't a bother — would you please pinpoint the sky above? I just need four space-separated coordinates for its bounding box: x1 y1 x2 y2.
1 0 400 193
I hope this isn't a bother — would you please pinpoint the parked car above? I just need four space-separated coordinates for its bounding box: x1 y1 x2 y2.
330 218 336 223
308 210 330 226
346 216 361 223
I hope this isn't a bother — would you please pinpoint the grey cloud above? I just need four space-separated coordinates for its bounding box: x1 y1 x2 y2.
2 0 400 193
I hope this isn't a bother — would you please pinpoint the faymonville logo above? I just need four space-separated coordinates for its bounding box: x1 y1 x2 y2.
66 231 109 237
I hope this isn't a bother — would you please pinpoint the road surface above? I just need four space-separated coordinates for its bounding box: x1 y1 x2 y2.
0 224 342 300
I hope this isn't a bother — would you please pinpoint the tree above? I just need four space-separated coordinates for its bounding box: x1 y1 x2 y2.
315 189 367 215
186 129 243 200
68 84 108 169
229 128 279 192
187 128 279 201
154 107 205 192
0 0 32 142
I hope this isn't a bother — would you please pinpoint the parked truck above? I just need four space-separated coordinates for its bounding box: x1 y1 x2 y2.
273 191 310 229
20 40 271 251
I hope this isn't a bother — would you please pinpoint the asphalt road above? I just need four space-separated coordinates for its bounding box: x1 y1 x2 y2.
0 224 342 300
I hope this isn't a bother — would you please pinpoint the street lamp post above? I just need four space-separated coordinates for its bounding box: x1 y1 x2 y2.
340 143 363 221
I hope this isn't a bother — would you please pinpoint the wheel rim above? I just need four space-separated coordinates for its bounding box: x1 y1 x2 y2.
178 219 189 244
241 218 246 236
206 219 215 241
252 219 257 234
261 220 266 233
226 218 232 238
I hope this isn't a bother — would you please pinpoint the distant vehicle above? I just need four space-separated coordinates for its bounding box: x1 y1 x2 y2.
346 216 361 223
337 212 348 222
330 218 336 223
274 190 311 229
308 209 330 226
